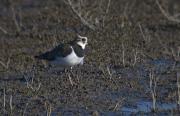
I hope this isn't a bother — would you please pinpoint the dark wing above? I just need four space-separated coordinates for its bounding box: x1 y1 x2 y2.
35 44 72 61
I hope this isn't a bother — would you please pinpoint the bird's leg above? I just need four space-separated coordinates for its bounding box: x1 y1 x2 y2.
70 66 73 72
68 73 74 86
64 68 68 73
68 66 76 86
71 66 80 84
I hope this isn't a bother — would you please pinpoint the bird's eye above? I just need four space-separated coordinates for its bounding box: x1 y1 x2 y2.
82 38 86 42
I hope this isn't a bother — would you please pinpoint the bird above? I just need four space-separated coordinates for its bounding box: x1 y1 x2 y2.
35 35 88 68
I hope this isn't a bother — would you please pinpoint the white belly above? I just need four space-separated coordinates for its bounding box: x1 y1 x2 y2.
51 49 84 67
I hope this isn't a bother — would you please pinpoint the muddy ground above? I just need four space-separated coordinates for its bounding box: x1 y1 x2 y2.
0 0 180 115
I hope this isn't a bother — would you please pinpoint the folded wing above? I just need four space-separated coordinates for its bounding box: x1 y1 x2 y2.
35 44 72 61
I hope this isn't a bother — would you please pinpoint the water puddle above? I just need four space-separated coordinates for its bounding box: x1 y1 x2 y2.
51 100 177 115
51 107 90 116
121 100 177 113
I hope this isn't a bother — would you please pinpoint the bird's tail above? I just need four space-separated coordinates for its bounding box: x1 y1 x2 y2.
34 52 48 59
34 54 44 59
34 51 54 61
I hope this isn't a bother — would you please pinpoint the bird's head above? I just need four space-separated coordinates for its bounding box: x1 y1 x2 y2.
76 35 88 49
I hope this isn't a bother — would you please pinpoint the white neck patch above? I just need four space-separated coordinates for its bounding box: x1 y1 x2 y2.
77 42 86 49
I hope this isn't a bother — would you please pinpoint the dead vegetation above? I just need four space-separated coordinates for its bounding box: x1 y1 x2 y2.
0 0 180 115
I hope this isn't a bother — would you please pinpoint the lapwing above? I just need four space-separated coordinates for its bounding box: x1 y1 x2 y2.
35 35 88 68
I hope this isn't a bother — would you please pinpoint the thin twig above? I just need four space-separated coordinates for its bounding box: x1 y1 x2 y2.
138 23 151 43
156 35 170 56
156 0 180 23
10 95 13 114
149 70 159 111
0 26 8 34
27 81 41 92
176 70 180 111
45 102 52 116
68 73 74 86
177 72 180 106
11 6 21 32
138 23 146 42
0 53 11 69
0 61 8 69
133 48 138 67
67 0 96 30
113 98 125 111
23 101 29 116
178 47 180 57
122 42 125 67
24 73 41 92
106 66 112 79
3 88 6 109
102 0 111 27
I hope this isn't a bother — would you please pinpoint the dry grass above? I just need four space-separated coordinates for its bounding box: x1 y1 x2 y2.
0 0 180 115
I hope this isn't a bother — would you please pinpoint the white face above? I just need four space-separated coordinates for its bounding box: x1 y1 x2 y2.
76 35 88 49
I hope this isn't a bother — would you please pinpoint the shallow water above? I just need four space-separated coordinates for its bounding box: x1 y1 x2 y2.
47 58 179 115
121 100 176 113
51 101 177 116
